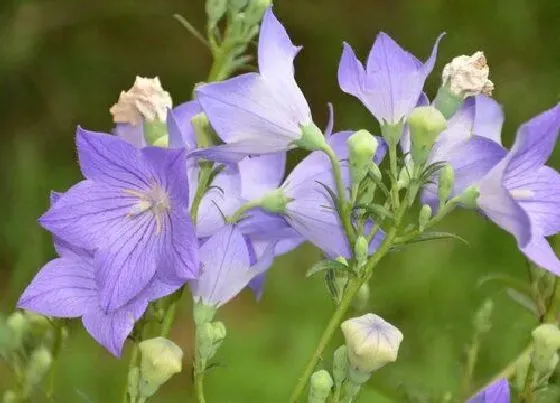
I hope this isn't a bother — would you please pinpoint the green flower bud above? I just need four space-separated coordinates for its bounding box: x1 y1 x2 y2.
206 0 228 28
332 345 349 390
144 119 168 146
459 185 480 209
6 312 28 350
25 348 52 386
354 236 369 265
138 337 183 398
531 324 560 374
351 284 370 312
197 321 227 365
294 123 327 152
473 299 493 335
260 189 290 213
308 370 333 403
437 164 455 205
193 302 217 326
191 113 214 148
407 106 447 166
418 204 432 231
341 313 403 373
2 390 17 403
347 130 378 185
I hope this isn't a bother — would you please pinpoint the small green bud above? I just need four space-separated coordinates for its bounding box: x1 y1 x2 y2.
138 337 183 398
437 164 455 205
332 345 349 390
143 119 168 145
25 347 52 386
418 204 432 231
191 113 214 148
260 189 290 213
206 0 228 28
354 236 369 265
294 123 327 152
459 185 480 209
2 390 17 403
351 284 370 312
341 313 403 373
308 370 333 403
473 299 493 334
407 106 447 166
347 130 378 185
6 312 28 350
531 324 560 374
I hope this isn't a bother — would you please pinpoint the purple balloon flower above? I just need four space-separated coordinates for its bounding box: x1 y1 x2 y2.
39 129 199 312
19 195 180 357
468 379 510 403
194 7 315 160
338 32 443 125
478 103 560 275
190 225 274 308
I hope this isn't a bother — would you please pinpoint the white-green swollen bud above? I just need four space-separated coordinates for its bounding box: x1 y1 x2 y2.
341 313 403 373
437 164 455 205
25 348 52 386
531 324 560 374
206 0 228 28
347 130 378 185
138 337 183 398
459 185 480 209
332 345 349 390
295 123 328 152
260 189 290 213
354 236 369 265
6 311 28 350
351 284 370 312
418 204 432 231
407 107 447 166
308 370 333 403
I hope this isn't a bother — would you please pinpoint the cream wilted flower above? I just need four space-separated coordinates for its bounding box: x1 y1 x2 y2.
341 313 403 372
137 337 183 398
442 51 494 98
110 76 172 125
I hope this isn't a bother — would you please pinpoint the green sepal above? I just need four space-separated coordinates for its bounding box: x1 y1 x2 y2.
306 259 348 278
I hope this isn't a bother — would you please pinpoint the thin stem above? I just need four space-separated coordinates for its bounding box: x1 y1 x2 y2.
160 301 178 338
388 144 400 211
545 277 560 323
520 364 536 403
123 341 140 403
194 370 206 403
461 334 480 399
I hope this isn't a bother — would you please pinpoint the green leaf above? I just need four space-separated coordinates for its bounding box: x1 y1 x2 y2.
306 259 348 278
400 231 469 246
325 269 341 304
419 161 448 185
506 288 538 315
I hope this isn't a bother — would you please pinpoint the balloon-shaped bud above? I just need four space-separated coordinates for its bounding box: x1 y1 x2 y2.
347 130 378 185
308 370 334 403
408 107 447 166
260 189 291 214
295 123 328 152
332 345 349 390
437 164 455 205
138 337 183 398
531 324 560 374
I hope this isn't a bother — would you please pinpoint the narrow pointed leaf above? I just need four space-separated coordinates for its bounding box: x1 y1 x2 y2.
306 259 348 278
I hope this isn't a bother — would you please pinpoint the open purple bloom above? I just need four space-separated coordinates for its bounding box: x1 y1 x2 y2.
190 225 274 307
18 243 179 357
39 129 199 312
467 379 510 403
338 33 443 124
421 96 507 206
194 7 314 160
478 103 560 275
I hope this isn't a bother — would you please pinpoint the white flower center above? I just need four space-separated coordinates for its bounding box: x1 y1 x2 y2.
125 184 171 233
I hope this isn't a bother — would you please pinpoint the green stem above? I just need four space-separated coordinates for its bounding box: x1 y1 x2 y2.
520 364 536 403
388 144 400 211
545 277 560 323
123 341 140 403
160 301 178 338
194 369 206 403
461 334 480 399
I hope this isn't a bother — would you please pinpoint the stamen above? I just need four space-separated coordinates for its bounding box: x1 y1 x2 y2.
510 189 534 201
124 184 171 234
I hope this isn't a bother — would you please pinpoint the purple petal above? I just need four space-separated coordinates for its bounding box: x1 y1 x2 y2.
338 43 367 107
82 296 147 357
478 157 531 247
114 124 145 148
343 32 443 123
18 256 97 317
196 73 305 153
473 95 503 144
190 226 251 307
509 166 560 237
77 128 148 189
468 379 510 403
168 101 201 150
522 236 560 276
238 153 286 200
504 103 560 179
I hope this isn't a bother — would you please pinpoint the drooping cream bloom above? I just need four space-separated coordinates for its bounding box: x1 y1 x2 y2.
442 51 494 98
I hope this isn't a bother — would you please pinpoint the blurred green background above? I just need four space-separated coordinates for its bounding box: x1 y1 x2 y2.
1 0 560 401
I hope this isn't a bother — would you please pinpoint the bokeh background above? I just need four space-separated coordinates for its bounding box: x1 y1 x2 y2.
1 0 560 401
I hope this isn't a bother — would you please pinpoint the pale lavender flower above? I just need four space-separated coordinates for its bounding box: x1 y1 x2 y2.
194 7 315 159
190 225 274 308
19 196 180 357
477 103 560 275
338 33 443 125
467 379 510 403
39 129 199 312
